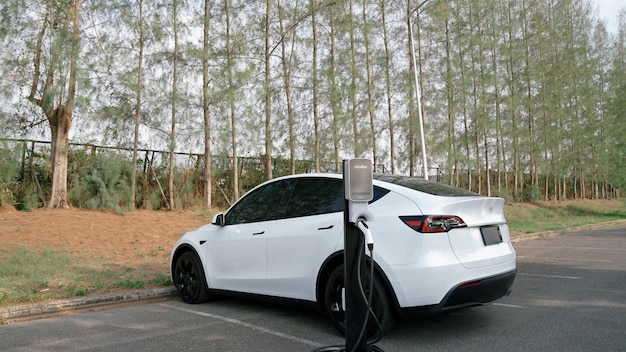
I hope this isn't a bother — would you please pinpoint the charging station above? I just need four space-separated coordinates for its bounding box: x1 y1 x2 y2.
343 159 374 352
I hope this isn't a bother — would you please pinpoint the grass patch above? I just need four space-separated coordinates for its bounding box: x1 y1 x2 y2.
113 279 145 289
0 245 171 305
505 199 626 234
0 246 72 303
150 272 173 286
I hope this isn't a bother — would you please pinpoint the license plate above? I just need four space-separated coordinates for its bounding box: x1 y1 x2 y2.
481 226 503 246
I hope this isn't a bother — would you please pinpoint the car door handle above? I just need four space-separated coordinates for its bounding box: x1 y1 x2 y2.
317 225 334 230
253 231 265 235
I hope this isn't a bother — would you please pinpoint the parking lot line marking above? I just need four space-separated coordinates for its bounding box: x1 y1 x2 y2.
515 246 626 251
518 273 580 279
492 303 524 308
160 303 325 348
517 255 613 263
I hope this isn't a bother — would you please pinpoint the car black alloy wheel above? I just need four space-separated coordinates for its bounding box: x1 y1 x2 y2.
173 251 210 304
324 264 396 336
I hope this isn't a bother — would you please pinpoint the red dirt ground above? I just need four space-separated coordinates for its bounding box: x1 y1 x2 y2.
0 205 212 299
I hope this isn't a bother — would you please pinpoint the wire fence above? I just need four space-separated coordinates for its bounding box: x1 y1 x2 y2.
0 138 322 210
1 138 618 212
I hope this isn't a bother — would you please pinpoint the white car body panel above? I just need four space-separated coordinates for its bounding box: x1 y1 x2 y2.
448 224 515 269
205 220 274 294
267 212 343 300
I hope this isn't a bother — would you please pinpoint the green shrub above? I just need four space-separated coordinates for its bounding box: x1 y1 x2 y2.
68 151 132 214
17 183 42 211
0 142 20 207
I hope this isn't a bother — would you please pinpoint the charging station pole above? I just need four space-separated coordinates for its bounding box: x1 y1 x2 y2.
343 159 373 352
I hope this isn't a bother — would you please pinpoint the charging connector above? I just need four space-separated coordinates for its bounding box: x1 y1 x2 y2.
357 220 374 251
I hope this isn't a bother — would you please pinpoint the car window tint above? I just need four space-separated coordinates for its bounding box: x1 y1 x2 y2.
224 180 291 224
371 186 389 202
285 178 344 218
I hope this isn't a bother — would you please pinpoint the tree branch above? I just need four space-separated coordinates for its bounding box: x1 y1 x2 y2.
29 5 49 105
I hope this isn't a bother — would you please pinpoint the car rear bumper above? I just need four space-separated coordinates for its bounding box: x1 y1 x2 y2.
397 269 516 319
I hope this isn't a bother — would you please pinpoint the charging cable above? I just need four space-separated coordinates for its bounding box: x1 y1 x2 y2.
353 219 383 352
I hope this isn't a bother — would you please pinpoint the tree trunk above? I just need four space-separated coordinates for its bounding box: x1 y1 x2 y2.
407 1 416 177
453 3 471 190
264 0 273 180
506 0 521 199
202 0 212 208
311 0 321 172
349 0 359 158
131 0 144 209
444 12 455 186
362 0 377 169
169 0 180 210
48 106 71 209
327 11 341 172
277 0 296 174
522 0 536 196
224 0 239 200
415 7 428 179
380 0 395 174
491 1 506 196
468 5 482 194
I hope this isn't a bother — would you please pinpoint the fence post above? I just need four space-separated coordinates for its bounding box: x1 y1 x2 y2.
20 140 26 184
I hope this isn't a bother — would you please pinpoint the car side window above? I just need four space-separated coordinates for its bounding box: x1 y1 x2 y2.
285 178 344 218
224 180 291 225
372 186 389 202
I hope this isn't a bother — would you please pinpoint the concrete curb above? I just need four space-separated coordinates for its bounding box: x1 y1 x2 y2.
1 286 177 323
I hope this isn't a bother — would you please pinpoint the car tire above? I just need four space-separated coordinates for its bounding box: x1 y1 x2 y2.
173 251 211 304
323 264 396 336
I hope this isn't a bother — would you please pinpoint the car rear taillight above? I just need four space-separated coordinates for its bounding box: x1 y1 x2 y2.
400 215 467 233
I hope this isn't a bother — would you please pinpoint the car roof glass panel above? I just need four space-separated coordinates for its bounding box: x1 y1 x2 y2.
373 174 479 197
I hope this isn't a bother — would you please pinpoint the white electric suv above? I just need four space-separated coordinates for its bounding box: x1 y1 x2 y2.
170 173 516 334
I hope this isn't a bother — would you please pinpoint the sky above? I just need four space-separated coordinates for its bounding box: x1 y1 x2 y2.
593 0 623 33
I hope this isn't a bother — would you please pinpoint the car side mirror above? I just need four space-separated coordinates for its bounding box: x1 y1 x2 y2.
212 213 225 226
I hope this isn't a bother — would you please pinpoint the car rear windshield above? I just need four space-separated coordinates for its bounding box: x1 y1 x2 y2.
373 174 480 197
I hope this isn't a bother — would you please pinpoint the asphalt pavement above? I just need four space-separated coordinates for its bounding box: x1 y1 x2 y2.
1 223 625 351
